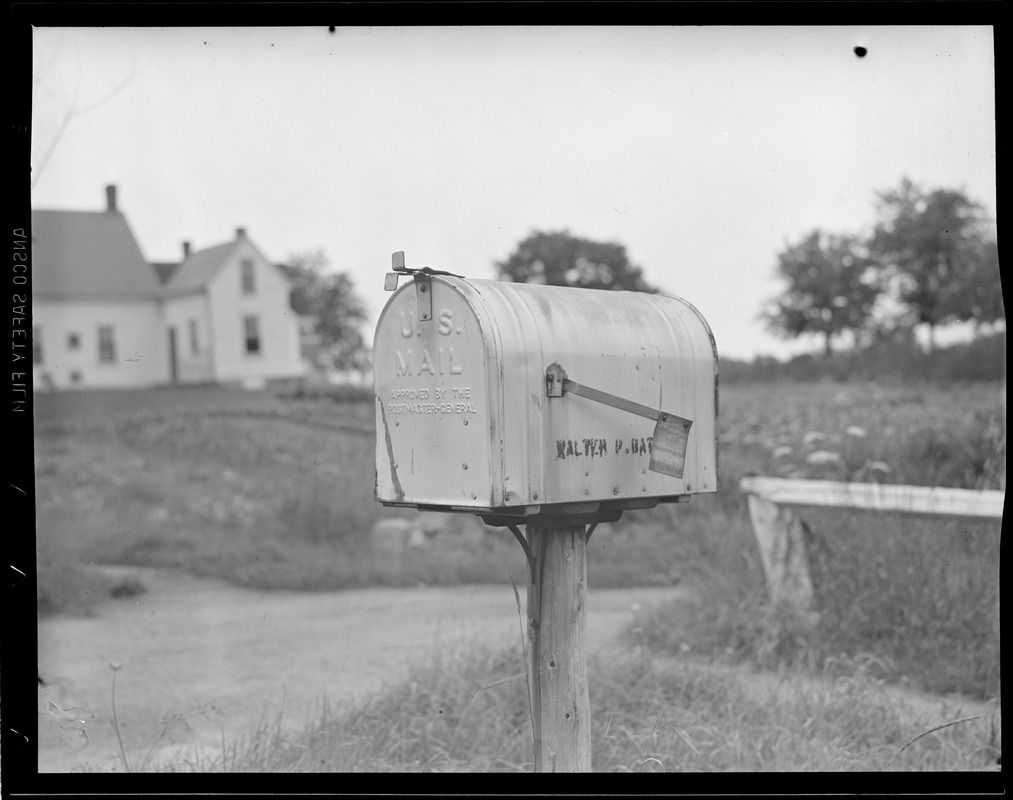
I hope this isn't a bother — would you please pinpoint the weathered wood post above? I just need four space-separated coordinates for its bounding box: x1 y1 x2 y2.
525 523 591 772
744 492 816 619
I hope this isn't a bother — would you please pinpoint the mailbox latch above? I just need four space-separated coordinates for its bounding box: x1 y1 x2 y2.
545 362 693 479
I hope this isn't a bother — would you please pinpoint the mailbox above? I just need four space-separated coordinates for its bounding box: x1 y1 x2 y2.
373 255 718 525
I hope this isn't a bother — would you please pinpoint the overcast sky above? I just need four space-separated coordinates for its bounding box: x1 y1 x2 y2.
30 25 996 360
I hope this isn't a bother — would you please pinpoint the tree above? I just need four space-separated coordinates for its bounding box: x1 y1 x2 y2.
282 250 369 371
762 229 880 355
945 238 1004 333
495 229 658 292
868 177 998 351
32 33 137 188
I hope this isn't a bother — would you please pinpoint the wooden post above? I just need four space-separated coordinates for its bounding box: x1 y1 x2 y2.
525 522 592 772
745 493 817 623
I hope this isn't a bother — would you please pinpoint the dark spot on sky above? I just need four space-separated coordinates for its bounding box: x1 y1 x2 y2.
854 46 868 58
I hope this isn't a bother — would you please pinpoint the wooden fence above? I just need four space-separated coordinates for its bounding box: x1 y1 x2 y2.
739 476 1005 621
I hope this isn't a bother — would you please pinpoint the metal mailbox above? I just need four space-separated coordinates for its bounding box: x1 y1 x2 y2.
374 256 718 525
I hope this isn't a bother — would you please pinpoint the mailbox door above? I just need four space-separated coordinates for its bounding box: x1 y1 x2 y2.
374 279 502 509
455 280 718 507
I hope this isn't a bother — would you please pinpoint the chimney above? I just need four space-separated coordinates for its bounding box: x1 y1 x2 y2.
183 241 191 259
105 184 118 213
236 227 246 239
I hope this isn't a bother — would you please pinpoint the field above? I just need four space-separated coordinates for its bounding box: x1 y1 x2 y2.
32 379 1004 771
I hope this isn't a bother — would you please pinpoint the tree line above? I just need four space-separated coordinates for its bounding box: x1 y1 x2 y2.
762 177 1001 355
287 176 1001 374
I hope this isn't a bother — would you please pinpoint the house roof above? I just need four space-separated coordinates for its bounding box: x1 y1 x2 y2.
152 262 182 284
160 234 294 298
33 192 292 302
31 209 164 301
160 241 238 297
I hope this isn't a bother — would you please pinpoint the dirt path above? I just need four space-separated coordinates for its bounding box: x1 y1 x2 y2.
38 566 997 773
37 567 688 773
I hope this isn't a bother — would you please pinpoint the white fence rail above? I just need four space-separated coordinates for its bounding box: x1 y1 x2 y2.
739 476 1005 621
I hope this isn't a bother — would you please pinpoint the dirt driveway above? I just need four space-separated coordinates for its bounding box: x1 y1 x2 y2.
37 567 687 772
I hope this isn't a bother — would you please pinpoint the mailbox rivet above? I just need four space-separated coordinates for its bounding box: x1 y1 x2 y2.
533 493 539 500
584 489 589 496
462 463 468 470
419 284 427 293
584 471 589 478
613 487 620 495
463 419 468 426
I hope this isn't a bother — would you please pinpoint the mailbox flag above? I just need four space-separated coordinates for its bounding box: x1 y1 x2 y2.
649 414 693 479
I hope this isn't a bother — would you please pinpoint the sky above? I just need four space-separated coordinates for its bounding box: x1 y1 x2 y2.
29 25 997 361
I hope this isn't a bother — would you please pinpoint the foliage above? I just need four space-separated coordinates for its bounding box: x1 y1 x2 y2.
764 178 1001 356
947 238 1004 331
281 250 370 370
868 177 1000 349
762 229 880 354
720 330 1005 385
495 229 658 292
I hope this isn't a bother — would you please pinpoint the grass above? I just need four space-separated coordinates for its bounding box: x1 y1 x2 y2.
33 384 693 603
629 507 1001 699
35 380 1003 770
131 642 1000 773
619 380 1004 700
36 382 1003 691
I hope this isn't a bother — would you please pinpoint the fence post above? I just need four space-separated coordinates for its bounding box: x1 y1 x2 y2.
745 493 818 623
525 522 592 772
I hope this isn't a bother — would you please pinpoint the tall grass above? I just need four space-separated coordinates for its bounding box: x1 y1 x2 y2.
631 505 1001 699
139 642 1000 773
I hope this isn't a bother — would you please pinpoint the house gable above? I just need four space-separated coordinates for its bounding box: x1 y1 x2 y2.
31 208 163 301
204 236 302 382
160 230 296 300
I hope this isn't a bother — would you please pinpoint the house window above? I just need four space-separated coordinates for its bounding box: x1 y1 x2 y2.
189 319 199 355
33 327 43 365
243 315 261 355
67 333 81 350
241 259 256 294
98 326 116 363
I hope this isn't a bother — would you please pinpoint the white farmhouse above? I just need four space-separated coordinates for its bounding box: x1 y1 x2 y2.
32 185 304 390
